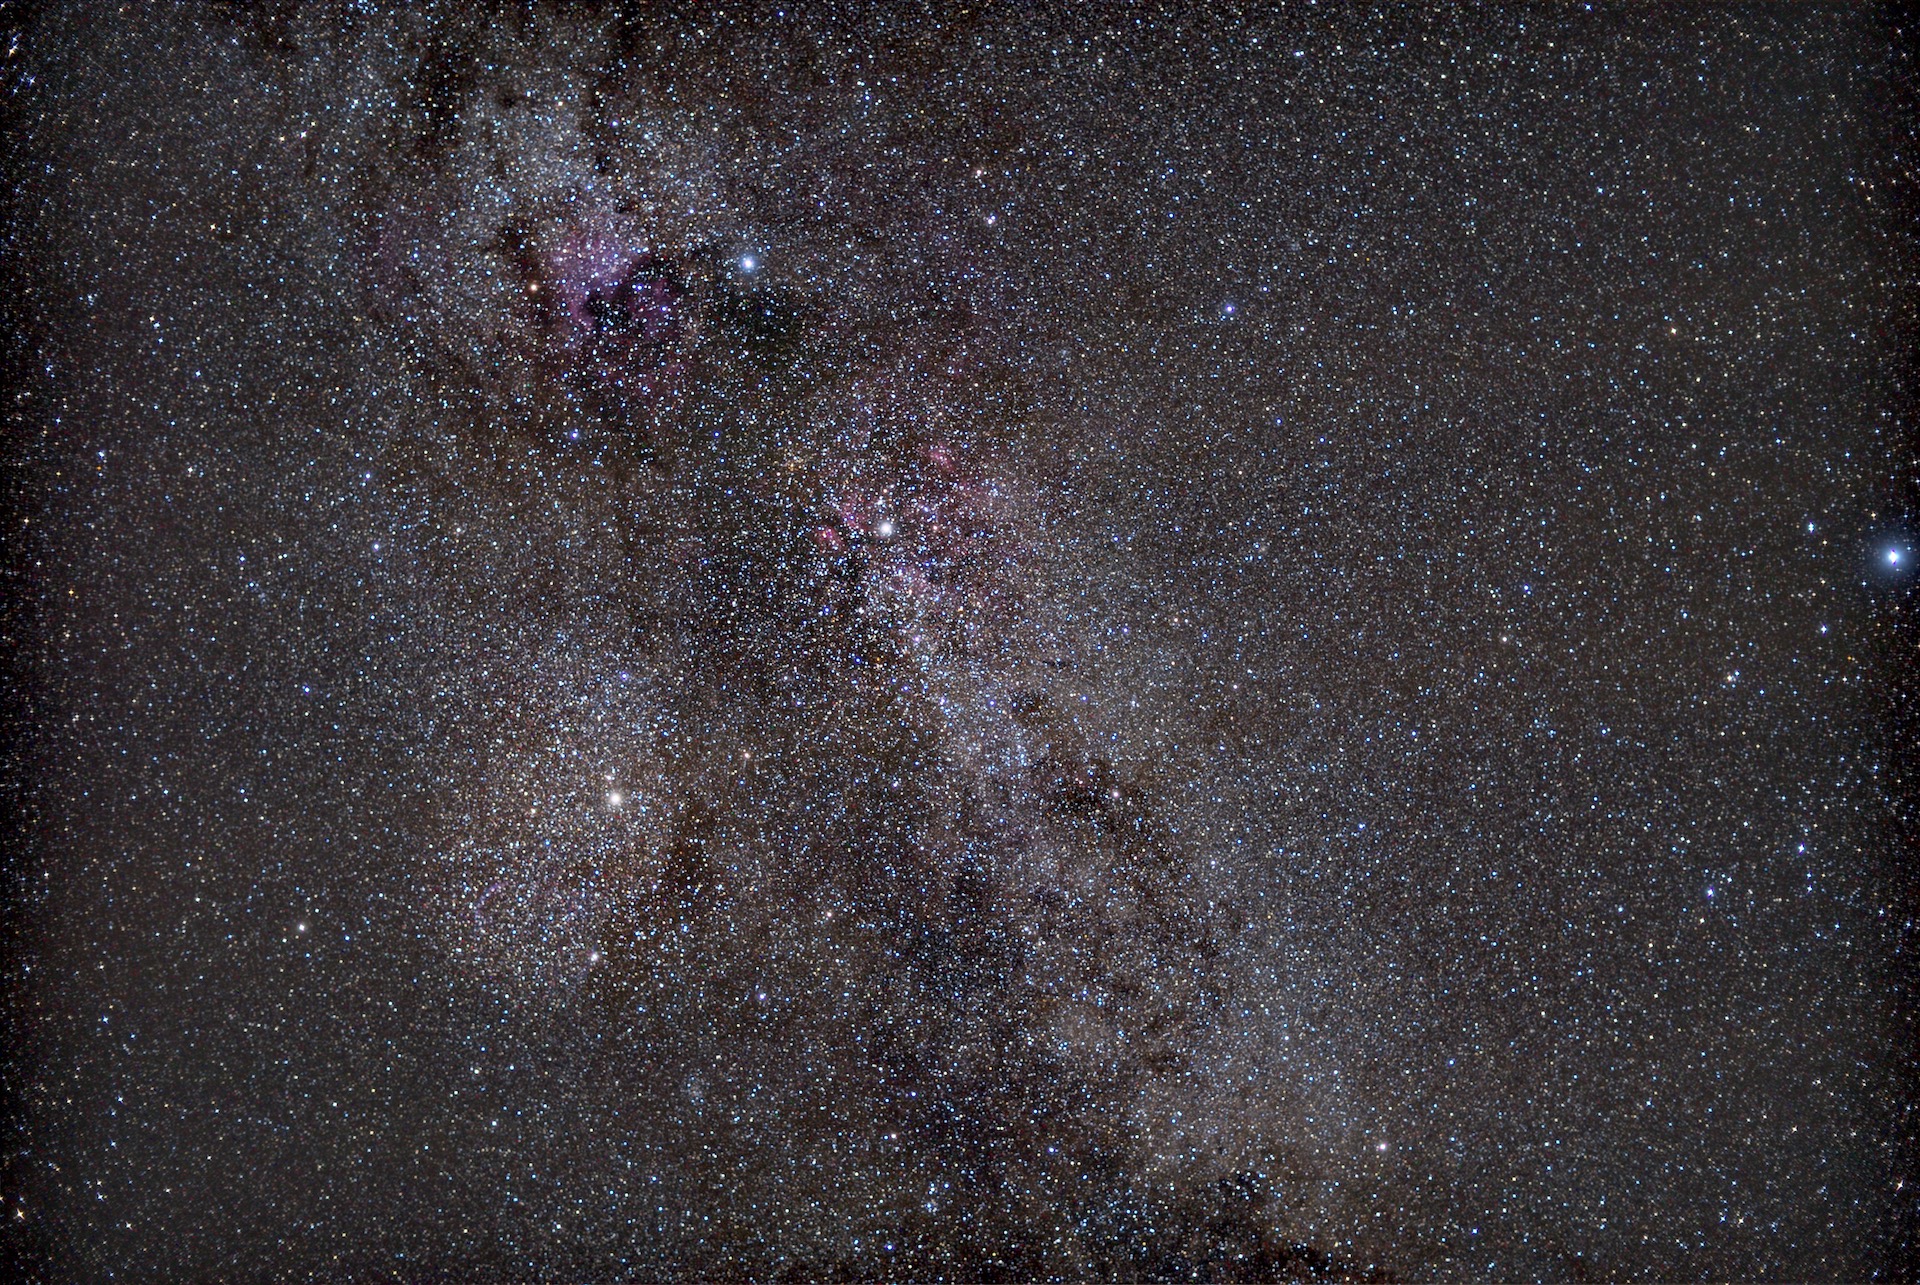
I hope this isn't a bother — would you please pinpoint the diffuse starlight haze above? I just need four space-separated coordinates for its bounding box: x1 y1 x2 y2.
4 4 1915 1280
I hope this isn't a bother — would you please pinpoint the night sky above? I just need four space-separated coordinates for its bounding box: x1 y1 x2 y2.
4 4 1916 1280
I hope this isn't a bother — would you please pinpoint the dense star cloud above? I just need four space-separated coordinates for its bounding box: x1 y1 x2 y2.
3 4 1915 1280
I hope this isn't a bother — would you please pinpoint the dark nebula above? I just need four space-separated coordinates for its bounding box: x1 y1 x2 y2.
4 4 1915 1281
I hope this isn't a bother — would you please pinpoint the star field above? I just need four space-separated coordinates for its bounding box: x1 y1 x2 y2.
3 4 1915 1280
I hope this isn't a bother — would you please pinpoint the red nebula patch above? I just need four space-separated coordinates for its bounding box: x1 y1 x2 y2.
537 222 696 402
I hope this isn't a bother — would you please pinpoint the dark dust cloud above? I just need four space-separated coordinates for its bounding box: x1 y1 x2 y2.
4 4 1916 1280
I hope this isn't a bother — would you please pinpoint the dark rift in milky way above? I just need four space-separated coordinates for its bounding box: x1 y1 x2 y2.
11 2 1911 1280
354 10 1329 1276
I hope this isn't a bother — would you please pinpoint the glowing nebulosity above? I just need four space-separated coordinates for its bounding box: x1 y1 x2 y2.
363 21 1269 1270
540 229 693 399
20 4 1906 1280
